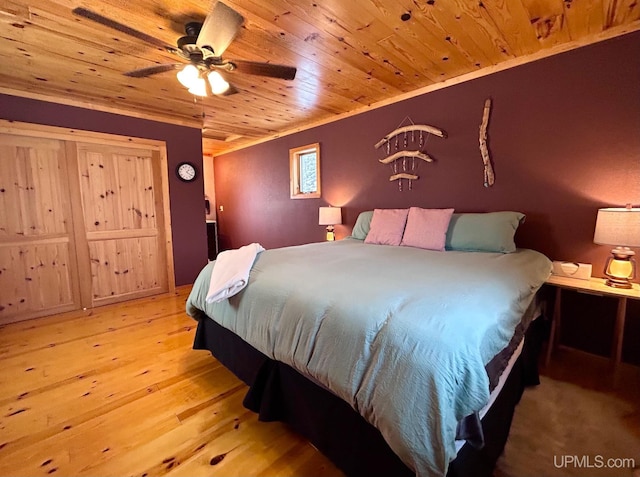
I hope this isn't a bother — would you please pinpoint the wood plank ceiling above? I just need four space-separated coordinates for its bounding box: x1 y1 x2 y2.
1 0 639 156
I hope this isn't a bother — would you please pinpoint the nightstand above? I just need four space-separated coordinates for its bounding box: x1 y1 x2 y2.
545 275 640 377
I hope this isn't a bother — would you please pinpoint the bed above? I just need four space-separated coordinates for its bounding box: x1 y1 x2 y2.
186 211 552 477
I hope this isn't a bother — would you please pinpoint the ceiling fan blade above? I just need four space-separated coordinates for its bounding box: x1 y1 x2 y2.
196 1 244 57
124 64 182 78
72 7 176 52
231 60 297 80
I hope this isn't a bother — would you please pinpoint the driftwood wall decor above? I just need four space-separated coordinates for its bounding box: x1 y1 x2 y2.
375 118 446 191
479 98 495 187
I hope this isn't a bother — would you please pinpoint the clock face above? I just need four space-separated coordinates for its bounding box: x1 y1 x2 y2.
176 162 197 182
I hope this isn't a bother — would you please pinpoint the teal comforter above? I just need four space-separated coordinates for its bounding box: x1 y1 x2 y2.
186 239 551 476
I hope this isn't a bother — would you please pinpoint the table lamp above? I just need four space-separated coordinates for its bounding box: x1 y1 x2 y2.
593 204 640 288
319 206 342 241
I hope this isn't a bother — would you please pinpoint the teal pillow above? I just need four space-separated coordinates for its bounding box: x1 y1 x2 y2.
445 212 525 253
349 211 374 240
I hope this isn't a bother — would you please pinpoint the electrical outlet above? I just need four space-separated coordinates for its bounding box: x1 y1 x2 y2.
219 205 224 212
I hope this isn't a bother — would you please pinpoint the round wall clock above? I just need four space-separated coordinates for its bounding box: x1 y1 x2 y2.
176 162 198 182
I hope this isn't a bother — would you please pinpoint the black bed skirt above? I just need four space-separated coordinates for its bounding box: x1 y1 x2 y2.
193 313 545 477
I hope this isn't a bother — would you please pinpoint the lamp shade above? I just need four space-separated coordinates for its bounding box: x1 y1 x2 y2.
177 64 199 88
208 71 230 95
593 207 640 247
187 77 208 97
319 206 342 226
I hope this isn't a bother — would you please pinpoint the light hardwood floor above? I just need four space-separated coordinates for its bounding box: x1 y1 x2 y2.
0 287 638 477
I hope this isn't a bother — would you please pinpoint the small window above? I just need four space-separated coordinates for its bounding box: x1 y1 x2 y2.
290 143 321 199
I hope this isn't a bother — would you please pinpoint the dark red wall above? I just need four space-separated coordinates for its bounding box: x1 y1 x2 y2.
215 32 640 277
0 94 207 286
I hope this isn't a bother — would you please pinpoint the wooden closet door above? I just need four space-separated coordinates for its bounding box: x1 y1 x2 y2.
74 143 169 307
0 134 81 323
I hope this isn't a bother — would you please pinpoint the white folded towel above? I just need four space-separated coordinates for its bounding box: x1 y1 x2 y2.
206 242 265 303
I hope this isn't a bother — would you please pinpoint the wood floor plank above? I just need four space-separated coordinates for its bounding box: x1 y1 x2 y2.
78 391 254 477
0 354 216 443
0 289 188 346
0 315 196 399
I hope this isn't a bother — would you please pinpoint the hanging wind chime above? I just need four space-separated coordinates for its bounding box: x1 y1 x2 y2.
374 117 446 191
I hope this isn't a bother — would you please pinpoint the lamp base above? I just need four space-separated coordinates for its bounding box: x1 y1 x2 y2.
604 277 633 289
603 251 636 289
325 225 335 242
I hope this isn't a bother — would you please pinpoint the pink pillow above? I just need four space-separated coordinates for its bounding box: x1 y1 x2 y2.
400 207 455 251
364 209 409 246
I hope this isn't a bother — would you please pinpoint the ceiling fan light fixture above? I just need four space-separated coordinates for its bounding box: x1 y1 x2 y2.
73 4 296 98
188 77 208 97
208 71 230 95
177 64 200 88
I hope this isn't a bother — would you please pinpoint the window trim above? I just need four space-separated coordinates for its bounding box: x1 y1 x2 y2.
289 142 321 199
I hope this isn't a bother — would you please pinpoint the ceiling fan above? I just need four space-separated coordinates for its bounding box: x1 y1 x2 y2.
72 1 297 97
